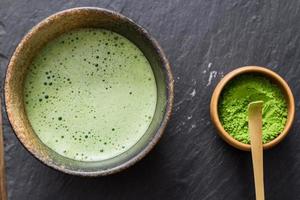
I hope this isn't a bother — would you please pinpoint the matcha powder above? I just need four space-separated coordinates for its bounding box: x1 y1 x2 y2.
218 74 288 144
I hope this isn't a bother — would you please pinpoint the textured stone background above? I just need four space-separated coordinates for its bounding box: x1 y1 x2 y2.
1 0 300 199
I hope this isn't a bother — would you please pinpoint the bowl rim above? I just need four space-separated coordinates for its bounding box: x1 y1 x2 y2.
4 7 174 176
210 66 295 151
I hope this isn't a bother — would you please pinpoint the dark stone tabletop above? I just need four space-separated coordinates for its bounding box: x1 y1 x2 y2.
1 0 300 199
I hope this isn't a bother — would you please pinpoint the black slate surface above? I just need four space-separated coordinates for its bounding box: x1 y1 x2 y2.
1 0 300 199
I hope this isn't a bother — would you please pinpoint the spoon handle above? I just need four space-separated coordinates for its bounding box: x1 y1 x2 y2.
248 101 265 200
0 97 7 200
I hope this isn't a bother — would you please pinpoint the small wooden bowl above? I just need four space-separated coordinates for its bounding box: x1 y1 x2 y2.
4 7 174 176
210 66 295 151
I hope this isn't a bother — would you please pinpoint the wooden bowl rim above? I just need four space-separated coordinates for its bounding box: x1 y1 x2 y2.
210 66 295 151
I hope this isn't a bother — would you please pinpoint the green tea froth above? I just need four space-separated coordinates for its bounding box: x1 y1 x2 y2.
24 28 157 161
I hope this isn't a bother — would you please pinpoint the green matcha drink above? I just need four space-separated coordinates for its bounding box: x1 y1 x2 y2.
218 74 288 144
24 28 157 161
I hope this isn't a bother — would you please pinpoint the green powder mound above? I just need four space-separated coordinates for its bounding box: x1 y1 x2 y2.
218 74 288 144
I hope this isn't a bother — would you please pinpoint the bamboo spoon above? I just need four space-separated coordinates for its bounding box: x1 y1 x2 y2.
248 101 265 200
0 97 7 200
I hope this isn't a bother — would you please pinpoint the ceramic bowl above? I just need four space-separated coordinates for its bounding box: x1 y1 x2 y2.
5 7 174 176
210 66 295 151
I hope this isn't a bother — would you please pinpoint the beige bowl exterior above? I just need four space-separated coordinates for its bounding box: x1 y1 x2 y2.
4 7 174 176
210 66 295 151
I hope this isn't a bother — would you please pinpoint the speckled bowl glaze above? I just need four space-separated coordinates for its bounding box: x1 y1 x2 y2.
210 66 295 151
5 7 174 176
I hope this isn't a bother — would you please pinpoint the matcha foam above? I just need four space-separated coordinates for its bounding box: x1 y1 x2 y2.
24 28 157 161
218 74 288 144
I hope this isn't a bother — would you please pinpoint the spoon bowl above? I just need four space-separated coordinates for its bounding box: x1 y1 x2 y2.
248 101 265 200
